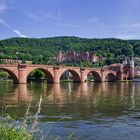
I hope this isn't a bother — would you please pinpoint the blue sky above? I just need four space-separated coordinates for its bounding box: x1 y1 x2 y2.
0 0 140 40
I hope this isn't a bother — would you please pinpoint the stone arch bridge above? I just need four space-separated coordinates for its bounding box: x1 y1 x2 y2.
0 64 124 84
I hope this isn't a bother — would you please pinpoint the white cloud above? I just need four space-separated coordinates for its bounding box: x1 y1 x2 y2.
115 34 134 40
13 29 27 38
45 13 58 21
0 19 7 26
120 22 140 29
0 0 13 12
25 10 81 29
0 19 28 37
25 10 59 22
57 10 61 24
52 10 81 29
128 23 140 28
25 11 41 21
86 17 99 23
55 22 81 29
0 3 7 12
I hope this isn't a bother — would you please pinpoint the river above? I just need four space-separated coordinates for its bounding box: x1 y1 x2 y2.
0 81 140 140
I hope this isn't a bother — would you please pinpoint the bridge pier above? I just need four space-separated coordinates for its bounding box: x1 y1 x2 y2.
117 72 124 81
18 64 27 84
101 69 106 82
81 69 87 83
54 67 60 83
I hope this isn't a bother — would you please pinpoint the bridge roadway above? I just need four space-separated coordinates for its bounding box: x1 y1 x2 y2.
0 64 123 84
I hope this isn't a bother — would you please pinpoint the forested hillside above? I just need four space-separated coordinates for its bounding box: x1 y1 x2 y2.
0 36 140 66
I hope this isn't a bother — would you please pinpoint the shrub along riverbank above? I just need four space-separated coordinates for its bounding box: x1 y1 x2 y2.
0 122 33 140
0 115 33 140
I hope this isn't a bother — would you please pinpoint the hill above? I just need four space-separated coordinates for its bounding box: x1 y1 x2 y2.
0 36 140 66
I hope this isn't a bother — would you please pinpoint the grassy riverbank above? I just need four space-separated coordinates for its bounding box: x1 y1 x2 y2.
0 123 33 140
0 119 33 140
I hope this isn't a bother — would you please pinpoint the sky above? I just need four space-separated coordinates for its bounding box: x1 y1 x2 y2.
0 0 140 40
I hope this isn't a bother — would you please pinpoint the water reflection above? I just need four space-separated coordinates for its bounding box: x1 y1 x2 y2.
2 82 140 139
0 82 140 120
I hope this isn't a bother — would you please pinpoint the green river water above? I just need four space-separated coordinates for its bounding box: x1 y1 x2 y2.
0 81 140 140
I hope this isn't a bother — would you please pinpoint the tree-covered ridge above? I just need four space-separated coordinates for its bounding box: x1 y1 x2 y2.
0 36 140 65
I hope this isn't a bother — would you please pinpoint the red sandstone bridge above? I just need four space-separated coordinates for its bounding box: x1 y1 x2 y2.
0 64 124 84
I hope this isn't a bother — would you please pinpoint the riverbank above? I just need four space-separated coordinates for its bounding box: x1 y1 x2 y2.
120 79 140 82
0 122 33 140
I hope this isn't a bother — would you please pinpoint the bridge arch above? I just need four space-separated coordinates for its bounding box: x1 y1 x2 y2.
27 68 54 83
105 72 116 82
87 71 102 82
0 68 19 83
59 69 81 82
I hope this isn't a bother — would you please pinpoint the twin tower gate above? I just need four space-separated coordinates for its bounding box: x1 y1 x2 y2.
0 64 124 84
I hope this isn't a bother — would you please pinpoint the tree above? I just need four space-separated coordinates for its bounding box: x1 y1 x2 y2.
28 69 46 80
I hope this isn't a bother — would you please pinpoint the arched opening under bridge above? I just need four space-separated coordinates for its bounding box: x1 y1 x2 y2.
105 73 116 82
60 70 81 82
0 68 18 83
87 71 102 82
27 68 54 83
